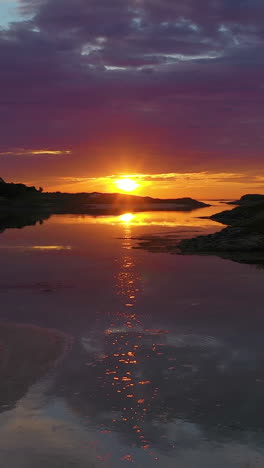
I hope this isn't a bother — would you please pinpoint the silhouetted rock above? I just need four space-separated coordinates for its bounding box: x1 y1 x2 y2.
134 195 264 266
179 197 264 266
41 192 210 213
180 227 264 252
239 194 264 204
210 201 264 227
0 181 39 199
227 193 264 205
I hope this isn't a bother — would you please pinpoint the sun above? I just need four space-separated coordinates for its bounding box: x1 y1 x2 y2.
115 177 139 192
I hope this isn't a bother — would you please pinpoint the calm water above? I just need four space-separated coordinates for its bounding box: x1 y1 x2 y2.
1 204 264 467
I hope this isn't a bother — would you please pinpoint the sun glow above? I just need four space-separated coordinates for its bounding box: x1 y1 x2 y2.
115 177 139 192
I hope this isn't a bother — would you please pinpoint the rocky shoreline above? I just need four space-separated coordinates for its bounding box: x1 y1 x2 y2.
177 196 264 266
179 226 264 253
135 195 264 267
179 227 264 266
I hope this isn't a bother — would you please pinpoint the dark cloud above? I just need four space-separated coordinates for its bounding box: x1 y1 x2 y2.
0 0 263 182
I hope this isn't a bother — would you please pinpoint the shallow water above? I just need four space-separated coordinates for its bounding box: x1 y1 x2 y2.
0 203 264 467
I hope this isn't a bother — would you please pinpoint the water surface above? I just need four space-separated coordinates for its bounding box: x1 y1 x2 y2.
0 203 264 468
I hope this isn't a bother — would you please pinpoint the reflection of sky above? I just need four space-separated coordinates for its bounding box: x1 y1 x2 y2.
46 215 264 464
0 208 264 466
2 392 264 468
48 202 232 229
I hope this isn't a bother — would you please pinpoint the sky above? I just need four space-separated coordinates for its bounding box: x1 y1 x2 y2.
0 0 263 198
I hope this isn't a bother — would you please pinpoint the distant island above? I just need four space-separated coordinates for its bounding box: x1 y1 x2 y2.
0 178 209 217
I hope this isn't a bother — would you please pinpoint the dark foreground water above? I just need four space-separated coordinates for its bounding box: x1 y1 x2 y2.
0 204 264 468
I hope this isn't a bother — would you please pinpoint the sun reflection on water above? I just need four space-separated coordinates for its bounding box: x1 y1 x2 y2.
75 219 181 460
102 219 155 454
49 203 229 228
119 213 135 224
59 201 236 462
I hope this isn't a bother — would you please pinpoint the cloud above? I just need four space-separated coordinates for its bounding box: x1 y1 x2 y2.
0 149 71 156
0 0 263 186
16 170 263 198
45 171 264 191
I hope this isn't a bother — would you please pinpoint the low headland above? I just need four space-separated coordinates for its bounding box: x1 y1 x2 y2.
0 177 209 230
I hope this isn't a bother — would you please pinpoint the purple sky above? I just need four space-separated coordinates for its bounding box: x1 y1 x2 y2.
0 0 263 196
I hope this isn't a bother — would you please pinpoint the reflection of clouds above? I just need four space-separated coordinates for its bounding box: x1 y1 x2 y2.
81 336 104 355
51 322 264 454
46 219 264 464
2 394 264 468
0 404 100 468
0 245 72 251
165 333 222 348
0 323 71 414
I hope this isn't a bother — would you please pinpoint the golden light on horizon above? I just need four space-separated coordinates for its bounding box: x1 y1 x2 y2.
115 177 139 192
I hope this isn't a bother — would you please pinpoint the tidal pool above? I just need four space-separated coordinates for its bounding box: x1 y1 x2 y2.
0 203 263 468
